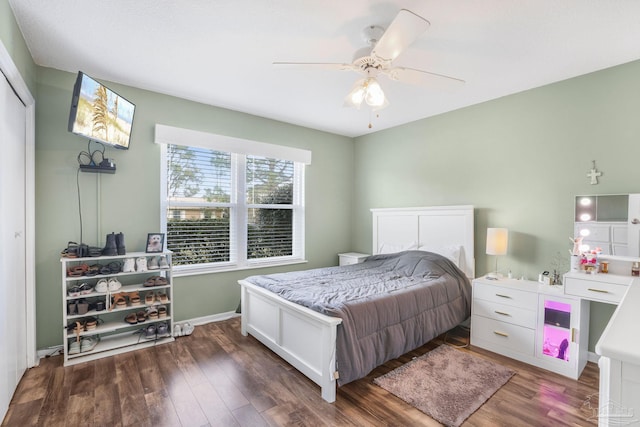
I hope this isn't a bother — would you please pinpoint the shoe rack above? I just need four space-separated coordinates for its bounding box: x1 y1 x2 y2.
61 251 174 366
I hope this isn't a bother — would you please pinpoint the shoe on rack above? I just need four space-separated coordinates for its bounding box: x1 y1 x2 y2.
156 292 169 304
157 305 167 318
80 336 99 353
156 322 169 337
108 278 122 292
122 258 135 273
115 232 126 255
68 339 81 355
148 257 159 270
182 322 194 336
102 232 117 256
136 257 148 272
158 256 169 269
129 291 141 306
95 279 108 293
173 324 182 338
67 301 77 316
145 292 155 305
77 299 89 315
146 306 159 320
125 313 138 324
144 324 157 339
67 285 81 297
78 282 93 295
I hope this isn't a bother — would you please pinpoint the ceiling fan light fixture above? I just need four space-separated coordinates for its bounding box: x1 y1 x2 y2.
344 77 388 110
364 78 385 106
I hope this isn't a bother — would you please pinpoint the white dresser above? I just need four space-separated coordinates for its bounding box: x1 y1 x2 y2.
471 276 589 379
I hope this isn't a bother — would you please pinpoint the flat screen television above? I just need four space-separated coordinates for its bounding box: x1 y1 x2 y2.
68 71 135 150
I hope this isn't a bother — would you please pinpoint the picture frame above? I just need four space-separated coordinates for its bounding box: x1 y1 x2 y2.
146 233 165 253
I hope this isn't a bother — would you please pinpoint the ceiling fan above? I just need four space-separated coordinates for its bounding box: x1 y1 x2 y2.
274 9 464 111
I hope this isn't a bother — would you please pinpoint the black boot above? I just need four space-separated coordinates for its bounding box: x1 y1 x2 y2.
116 232 126 255
102 232 117 256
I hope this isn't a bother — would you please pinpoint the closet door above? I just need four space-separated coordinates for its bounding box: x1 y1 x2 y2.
0 71 27 417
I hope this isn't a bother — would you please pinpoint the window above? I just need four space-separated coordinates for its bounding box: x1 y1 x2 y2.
157 125 310 274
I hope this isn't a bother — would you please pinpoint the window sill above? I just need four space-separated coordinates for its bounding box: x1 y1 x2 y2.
171 258 309 278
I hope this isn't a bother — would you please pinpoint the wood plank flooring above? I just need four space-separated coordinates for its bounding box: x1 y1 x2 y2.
3 317 600 426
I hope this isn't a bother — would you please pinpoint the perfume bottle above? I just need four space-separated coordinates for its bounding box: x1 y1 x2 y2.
632 262 640 277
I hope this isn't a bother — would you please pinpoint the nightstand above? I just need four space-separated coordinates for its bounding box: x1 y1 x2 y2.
338 252 369 266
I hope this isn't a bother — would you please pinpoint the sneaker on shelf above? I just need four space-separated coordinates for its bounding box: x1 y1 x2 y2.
136 257 148 272
95 279 108 293
80 336 99 353
158 256 169 269
148 256 159 270
173 324 182 338
156 322 169 337
122 258 135 273
68 339 81 355
182 322 194 336
144 324 157 340
107 278 122 292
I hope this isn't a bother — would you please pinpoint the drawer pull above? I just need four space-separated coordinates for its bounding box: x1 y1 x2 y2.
587 288 610 294
494 310 511 317
495 294 512 299
493 331 509 337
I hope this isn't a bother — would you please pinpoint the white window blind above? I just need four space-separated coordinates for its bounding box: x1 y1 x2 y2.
157 125 308 273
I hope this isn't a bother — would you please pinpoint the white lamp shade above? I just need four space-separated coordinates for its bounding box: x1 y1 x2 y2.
486 228 508 255
343 77 389 111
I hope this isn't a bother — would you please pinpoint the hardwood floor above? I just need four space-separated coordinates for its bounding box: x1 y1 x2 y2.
3 317 599 426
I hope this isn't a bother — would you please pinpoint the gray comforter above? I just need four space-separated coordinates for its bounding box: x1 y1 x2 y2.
244 250 472 385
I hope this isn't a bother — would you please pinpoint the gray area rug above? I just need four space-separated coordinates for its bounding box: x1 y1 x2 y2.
374 345 514 427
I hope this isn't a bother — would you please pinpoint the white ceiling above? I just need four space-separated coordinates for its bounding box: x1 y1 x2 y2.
8 0 640 137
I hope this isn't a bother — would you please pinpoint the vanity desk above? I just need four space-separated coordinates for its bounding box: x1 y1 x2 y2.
564 267 640 426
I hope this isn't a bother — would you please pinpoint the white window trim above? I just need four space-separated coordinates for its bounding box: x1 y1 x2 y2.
157 125 310 276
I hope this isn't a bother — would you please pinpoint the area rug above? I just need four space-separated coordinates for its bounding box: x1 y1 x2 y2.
373 345 514 427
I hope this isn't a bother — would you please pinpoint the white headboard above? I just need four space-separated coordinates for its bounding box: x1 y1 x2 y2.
371 205 475 279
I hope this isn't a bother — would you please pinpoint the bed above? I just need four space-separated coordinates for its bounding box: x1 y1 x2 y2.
238 205 475 402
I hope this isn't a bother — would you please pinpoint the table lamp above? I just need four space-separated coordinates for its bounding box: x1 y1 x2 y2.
486 228 508 279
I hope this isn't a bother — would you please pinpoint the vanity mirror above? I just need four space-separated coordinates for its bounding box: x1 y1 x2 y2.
574 194 640 259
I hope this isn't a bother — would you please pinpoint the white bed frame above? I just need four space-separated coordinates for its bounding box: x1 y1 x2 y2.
239 205 475 402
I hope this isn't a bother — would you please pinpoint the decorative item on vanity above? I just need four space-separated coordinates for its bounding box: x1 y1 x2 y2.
485 228 508 279
587 160 602 185
569 234 603 274
569 236 582 272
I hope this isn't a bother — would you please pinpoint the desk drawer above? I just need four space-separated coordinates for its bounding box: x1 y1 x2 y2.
473 282 537 309
471 315 535 355
565 277 628 304
473 299 536 328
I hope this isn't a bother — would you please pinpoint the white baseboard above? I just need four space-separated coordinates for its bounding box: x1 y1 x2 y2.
180 310 240 326
588 351 600 364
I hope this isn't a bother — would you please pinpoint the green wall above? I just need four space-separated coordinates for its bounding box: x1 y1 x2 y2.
0 0 36 93
34 68 354 349
352 60 640 350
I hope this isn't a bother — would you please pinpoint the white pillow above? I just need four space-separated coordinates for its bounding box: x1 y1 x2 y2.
378 241 418 254
418 245 461 267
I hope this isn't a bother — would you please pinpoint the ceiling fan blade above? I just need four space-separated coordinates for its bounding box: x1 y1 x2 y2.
372 9 430 63
273 62 357 72
385 67 465 89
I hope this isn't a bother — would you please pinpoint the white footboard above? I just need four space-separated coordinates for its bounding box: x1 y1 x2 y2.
239 279 343 402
